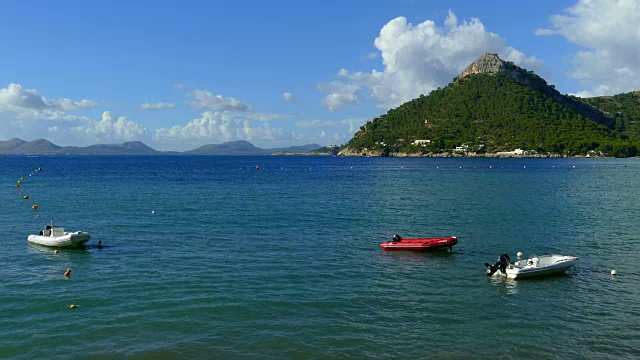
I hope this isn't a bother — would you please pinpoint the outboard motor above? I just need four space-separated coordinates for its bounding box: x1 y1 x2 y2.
391 234 403 242
485 253 511 276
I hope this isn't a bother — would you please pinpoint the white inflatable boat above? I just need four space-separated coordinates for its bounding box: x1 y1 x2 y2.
486 253 578 279
27 225 91 248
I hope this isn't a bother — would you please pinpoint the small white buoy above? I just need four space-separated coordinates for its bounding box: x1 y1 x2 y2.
436 166 439 169
489 166 492 169
611 270 617 276
517 251 523 258
572 165 576 168
523 166 526 168
459 166 462 169
151 210 156 215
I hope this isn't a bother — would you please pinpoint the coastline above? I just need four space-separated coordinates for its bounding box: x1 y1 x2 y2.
335 148 632 158
271 152 333 156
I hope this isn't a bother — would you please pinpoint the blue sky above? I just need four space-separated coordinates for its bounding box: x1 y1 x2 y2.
0 0 638 150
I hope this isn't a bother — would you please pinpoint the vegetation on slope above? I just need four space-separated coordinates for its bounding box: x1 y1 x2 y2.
346 74 638 157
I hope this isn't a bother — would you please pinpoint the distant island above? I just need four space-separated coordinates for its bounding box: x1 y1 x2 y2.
0 138 324 156
338 53 640 158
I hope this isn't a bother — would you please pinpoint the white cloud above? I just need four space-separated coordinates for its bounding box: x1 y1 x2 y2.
154 111 302 149
319 11 541 110
0 83 98 112
295 118 363 132
317 81 360 111
74 111 148 142
140 102 176 110
187 89 252 112
283 92 295 103
0 108 148 146
569 90 595 98
536 0 640 96
364 52 379 60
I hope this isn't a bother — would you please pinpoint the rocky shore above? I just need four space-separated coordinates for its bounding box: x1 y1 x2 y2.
337 148 574 158
271 151 333 156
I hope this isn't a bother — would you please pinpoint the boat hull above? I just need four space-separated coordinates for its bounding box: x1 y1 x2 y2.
492 255 578 279
27 232 91 248
380 236 457 251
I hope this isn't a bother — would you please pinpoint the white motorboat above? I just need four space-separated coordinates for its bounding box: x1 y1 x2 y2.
27 225 91 248
485 253 578 279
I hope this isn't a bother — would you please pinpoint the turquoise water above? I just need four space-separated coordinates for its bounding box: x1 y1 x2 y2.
0 156 638 359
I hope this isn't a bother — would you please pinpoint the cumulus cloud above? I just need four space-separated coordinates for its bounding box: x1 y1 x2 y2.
0 83 98 112
282 92 295 103
317 81 360 111
140 102 176 110
364 52 379 60
187 90 252 112
73 111 148 141
319 11 541 109
0 107 148 146
536 0 640 96
295 118 363 133
154 111 302 149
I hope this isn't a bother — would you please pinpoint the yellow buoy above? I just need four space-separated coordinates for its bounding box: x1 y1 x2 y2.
23 195 29 199
20 177 24 181
31 205 39 210
15 184 20 188
17 180 21 185
69 304 77 309
54 250 59 254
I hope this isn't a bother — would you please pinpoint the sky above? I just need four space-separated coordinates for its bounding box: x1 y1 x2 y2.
0 0 638 151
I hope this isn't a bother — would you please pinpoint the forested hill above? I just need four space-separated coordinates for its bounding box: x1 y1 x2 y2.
342 54 639 157
576 91 640 146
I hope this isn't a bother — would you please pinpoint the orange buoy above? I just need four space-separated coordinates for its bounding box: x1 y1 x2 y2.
23 195 29 199
64 269 71 277
31 205 39 210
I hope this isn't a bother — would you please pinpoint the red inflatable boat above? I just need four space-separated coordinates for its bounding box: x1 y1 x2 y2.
379 234 458 251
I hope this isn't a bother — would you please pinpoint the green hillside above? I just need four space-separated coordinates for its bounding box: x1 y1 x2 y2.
345 63 639 157
577 91 640 146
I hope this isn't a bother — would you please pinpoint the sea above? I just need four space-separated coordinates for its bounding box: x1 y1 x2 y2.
0 155 638 359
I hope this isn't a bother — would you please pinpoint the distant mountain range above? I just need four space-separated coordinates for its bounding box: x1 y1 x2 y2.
0 138 322 156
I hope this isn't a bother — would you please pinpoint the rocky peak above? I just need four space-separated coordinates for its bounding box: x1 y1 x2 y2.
459 53 509 78
457 53 613 127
